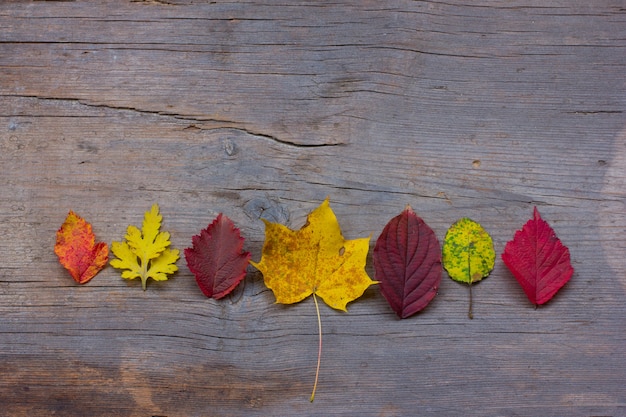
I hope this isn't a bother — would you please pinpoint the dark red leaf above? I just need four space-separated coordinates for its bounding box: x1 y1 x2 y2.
373 206 442 318
502 207 574 305
185 214 251 299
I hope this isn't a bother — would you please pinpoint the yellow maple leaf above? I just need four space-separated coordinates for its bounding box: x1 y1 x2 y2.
250 198 375 401
251 197 374 311
110 204 179 290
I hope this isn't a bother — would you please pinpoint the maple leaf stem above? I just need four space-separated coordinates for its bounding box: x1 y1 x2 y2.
310 293 322 402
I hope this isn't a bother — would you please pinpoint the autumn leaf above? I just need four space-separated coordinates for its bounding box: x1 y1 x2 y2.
54 210 109 284
442 218 495 319
251 198 374 311
185 213 251 299
502 207 573 306
250 198 375 401
373 206 441 318
110 204 179 290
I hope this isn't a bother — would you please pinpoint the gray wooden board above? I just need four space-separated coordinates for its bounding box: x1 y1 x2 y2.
1 1 625 416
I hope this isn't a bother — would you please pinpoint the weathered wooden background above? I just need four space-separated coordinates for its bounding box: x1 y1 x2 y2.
1 1 625 416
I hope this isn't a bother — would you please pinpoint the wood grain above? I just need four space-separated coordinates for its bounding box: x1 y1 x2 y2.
1 1 625 416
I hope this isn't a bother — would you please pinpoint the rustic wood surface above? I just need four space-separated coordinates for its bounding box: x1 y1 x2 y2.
1 1 625 416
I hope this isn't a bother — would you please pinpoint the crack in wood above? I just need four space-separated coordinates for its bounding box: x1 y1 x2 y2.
131 0 178 5
3 93 344 148
566 110 623 115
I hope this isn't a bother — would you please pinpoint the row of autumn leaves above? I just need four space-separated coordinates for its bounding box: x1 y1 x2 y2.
55 198 576 401
55 198 574 319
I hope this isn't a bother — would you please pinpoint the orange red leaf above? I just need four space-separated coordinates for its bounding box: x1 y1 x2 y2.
54 210 109 284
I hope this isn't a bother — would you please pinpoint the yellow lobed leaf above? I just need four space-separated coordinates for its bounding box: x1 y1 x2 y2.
110 204 179 290
251 198 375 311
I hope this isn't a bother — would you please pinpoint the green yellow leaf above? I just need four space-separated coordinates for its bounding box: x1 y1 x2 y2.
442 217 495 318
110 204 179 290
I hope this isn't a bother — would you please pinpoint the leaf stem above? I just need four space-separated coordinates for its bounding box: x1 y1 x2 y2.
141 257 148 291
468 281 474 319
467 236 473 319
310 293 322 402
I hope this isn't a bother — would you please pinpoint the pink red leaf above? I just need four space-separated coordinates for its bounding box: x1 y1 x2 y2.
373 206 442 318
502 207 574 305
185 214 251 299
54 210 109 284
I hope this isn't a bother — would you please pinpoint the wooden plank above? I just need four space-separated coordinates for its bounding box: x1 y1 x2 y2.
1 1 625 416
